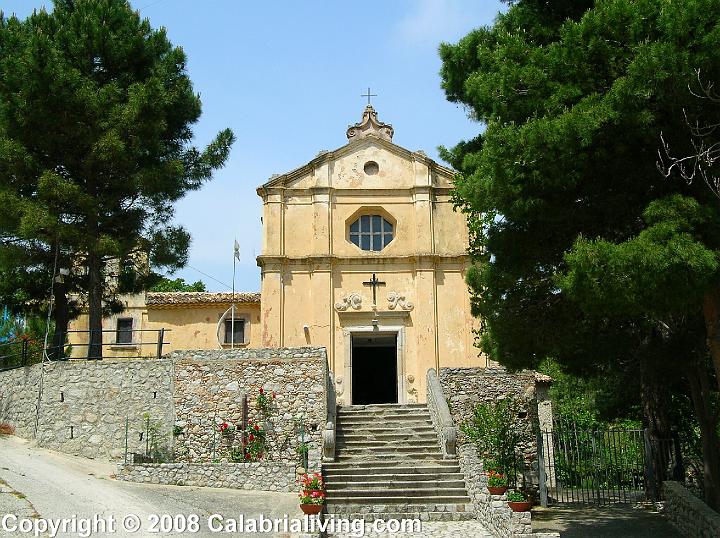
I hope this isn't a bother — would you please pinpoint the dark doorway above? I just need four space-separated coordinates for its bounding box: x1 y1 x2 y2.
351 334 398 405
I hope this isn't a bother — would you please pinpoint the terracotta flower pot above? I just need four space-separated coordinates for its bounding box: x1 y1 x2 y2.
300 503 323 515
507 501 531 512
487 486 508 495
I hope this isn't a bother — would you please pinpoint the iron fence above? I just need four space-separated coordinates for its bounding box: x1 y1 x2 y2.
537 423 683 506
0 337 44 371
0 328 169 371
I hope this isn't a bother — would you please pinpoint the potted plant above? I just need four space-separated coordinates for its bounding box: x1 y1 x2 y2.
298 473 325 515
507 490 531 512
486 469 508 495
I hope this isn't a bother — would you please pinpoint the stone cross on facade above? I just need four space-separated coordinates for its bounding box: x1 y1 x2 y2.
361 87 377 105
363 273 386 306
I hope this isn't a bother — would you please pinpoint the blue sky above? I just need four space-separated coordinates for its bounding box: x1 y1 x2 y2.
3 0 504 291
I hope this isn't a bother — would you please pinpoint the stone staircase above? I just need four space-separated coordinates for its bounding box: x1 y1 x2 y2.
323 403 473 522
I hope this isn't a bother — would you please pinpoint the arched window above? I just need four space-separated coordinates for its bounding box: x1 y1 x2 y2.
349 215 394 251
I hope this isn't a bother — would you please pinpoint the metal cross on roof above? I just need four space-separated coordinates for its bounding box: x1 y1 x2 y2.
363 273 386 306
361 87 377 105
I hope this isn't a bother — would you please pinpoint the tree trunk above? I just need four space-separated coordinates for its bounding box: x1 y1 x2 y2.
686 359 720 511
87 254 103 360
639 361 674 501
702 286 720 391
50 277 68 361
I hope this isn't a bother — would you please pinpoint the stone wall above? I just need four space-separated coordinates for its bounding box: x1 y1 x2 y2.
0 347 328 469
439 367 550 485
662 481 720 538
116 462 299 492
458 444 560 538
0 365 42 438
0 359 173 460
170 348 327 471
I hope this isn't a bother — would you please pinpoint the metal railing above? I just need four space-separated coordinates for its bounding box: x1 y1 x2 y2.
0 328 170 371
537 422 683 506
0 338 44 371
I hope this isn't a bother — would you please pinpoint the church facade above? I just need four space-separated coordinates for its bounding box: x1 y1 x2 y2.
257 106 479 405
67 107 483 405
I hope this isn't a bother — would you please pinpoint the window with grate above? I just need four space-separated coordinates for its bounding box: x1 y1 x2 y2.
116 318 133 344
224 318 245 344
349 215 394 251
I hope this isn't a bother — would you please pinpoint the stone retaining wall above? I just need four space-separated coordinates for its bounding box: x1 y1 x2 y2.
663 481 720 538
0 347 328 469
439 367 550 484
0 359 173 460
0 365 42 438
459 444 532 537
116 462 299 492
170 348 326 470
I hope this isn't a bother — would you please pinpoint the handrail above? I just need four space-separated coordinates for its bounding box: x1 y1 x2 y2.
427 368 456 458
322 354 337 463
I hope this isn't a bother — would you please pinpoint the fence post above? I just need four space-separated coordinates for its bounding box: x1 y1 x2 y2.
21 339 28 366
537 431 549 507
156 328 165 359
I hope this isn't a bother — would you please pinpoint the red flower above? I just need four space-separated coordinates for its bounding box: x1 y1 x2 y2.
259 388 264 394
249 434 255 441
245 453 251 459
254 424 260 431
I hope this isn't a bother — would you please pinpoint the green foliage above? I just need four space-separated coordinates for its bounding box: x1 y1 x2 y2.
461 398 523 479
0 1 234 337
439 0 720 373
150 277 206 292
538 359 642 429
506 490 527 502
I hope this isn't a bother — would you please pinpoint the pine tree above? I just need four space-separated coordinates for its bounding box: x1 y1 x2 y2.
440 0 720 507
0 0 234 359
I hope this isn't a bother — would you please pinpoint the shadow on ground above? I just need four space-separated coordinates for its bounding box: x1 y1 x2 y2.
531 505 682 538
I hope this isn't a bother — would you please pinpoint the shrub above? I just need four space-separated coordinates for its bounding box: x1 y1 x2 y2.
461 397 524 480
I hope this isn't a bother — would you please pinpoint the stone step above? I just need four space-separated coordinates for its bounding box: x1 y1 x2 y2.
336 412 432 421
337 431 438 442
324 508 476 522
326 493 471 504
328 486 469 497
336 447 443 457
325 505 475 520
324 472 466 482
326 479 468 490
336 426 436 436
324 460 460 472
337 404 427 413
336 440 440 449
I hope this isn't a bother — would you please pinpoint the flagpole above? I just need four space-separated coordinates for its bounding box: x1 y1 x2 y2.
231 244 236 350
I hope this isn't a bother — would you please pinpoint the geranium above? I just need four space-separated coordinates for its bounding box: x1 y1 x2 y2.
298 473 325 505
487 470 508 487
230 421 267 463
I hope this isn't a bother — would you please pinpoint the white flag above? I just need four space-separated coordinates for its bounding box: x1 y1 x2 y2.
233 239 240 261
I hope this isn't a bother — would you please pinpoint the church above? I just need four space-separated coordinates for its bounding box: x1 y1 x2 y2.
68 105 484 405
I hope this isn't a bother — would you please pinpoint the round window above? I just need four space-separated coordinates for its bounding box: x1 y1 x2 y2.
363 161 379 175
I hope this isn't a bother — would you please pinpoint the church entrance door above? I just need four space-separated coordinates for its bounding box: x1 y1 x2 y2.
351 333 398 405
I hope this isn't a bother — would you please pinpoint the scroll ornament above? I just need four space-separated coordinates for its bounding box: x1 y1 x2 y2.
387 292 414 311
335 292 362 311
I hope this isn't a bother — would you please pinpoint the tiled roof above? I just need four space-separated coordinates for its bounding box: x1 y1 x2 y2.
146 292 261 306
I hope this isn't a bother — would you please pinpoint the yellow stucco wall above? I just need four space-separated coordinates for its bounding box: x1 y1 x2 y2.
257 129 484 405
67 297 261 358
